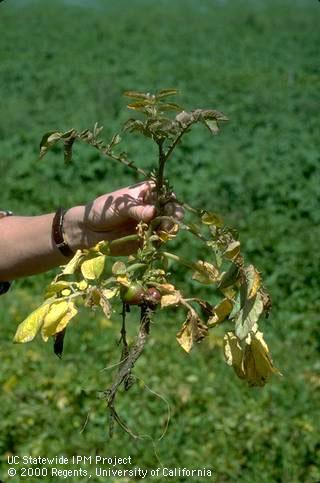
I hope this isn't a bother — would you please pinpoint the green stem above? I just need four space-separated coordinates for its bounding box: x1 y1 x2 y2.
162 251 199 272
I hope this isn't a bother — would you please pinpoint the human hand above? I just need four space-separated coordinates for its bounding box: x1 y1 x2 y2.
64 181 184 255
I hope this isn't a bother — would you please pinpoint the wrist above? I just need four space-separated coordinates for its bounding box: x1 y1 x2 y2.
62 205 86 251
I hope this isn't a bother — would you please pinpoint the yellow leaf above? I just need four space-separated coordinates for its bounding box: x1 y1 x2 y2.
201 211 224 227
112 261 127 275
161 291 182 308
81 255 105 280
176 321 193 353
44 281 72 298
224 241 241 260
61 288 71 296
14 304 50 343
243 331 280 386
78 280 88 291
156 283 176 294
60 250 84 275
192 261 219 284
208 298 233 327
223 332 245 379
41 301 77 341
101 288 117 299
245 265 261 299
116 274 130 286
176 310 208 353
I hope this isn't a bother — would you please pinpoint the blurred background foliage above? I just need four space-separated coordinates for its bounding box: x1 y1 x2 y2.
0 0 319 482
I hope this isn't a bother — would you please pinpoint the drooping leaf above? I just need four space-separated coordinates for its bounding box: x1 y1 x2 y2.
243 331 280 386
176 310 208 353
81 255 106 280
161 291 182 308
54 328 67 358
245 265 261 299
158 102 183 112
203 119 219 135
39 131 63 159
112 261 127 276
99 291 112 318
208 298 233 327
192 261 219 285
44 281 73 299
59 250 85 276
201 211 224 227
42 300 77 342
14 304 50 343
223 332 245 379
123 91 153 100
219 262 241 289
224 241 241 261
235 292 264 340
156 88 179 98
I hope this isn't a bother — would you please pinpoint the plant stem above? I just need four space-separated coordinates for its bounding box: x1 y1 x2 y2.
156 141 166 211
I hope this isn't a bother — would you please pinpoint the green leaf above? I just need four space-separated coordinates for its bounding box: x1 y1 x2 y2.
235 293 264 340
14 304 50 343
81 255 106 280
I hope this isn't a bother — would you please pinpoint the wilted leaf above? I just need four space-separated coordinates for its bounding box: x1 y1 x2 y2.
44 281 73 299
158 102 183 112
14 304 50 343
176 310 208 353
60 250 85 276
39 131 63 159
245 265 261 299
243 331 280 386
112 261 127 276
219 263 241 289
41 300 77 341
157 88 179 98
223 332 245 379
208 298 233 327
203 119 219 135
81 255 105 280
192 261 219 284
99 291 112 318
54 328 66 358
224 241 241 260
201 211 224 227
161 291 182 308
235 292 264 340
123 91 152 100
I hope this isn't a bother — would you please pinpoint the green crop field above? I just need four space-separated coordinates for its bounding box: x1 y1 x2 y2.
0 0 319 482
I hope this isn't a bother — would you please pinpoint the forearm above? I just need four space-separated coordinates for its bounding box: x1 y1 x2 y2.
0 206 85 281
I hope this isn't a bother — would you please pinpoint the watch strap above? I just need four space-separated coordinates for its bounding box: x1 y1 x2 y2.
52 207 74 257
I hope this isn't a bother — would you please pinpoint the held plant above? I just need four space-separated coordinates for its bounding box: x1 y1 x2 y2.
14 89 280 435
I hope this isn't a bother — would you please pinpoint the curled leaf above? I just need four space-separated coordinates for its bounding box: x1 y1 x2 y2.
243 331 280 386
60 250 85 276
192 261 219 285
176 310 208 353
41 301 78 341
223 332 245 379
208 298 233 327
245 265 261 299
161 291 182 308
224 241 241 261
201 211 224 227
235 293 264 340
